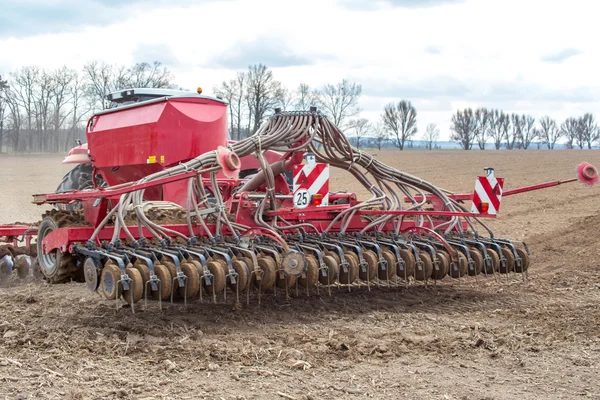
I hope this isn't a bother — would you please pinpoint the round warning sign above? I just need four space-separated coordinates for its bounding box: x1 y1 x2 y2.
293 189 311 209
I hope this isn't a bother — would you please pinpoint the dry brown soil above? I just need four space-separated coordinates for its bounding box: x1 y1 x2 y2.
1 150 599 400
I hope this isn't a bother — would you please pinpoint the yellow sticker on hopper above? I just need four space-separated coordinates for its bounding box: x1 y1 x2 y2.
147 155 156 164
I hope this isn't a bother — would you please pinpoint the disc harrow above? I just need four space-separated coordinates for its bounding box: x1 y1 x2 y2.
0 104 597 312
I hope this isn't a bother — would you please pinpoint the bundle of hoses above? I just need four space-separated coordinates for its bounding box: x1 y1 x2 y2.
89 110 492 246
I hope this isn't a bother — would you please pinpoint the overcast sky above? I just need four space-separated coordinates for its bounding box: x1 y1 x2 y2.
1 0 598 140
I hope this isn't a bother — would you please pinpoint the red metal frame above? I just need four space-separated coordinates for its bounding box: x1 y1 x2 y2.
4 168 595 257
0 225 37 248
405 177 580 205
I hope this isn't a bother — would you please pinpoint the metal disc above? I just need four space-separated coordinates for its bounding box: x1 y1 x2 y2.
276 271 297 289
229 258 250 293
379 250 397 280
340 251 359 284
0 254 13 280
398 249 415 279
204 259 226 294
132 260 151 298
319 255 339 285
281 251 305 278
415 251 433 281
467 248 484 276
83 257 100 291
499 248 515 274
514 248 530 273
255 256 277 291
151 263 172 300
485 248 500 273
122 265 144 304
297 254 319 288
433 251 449 280
15 255 31 279
325 250 341 265
360 249 378 281
178 262 200 299
101 261 122 300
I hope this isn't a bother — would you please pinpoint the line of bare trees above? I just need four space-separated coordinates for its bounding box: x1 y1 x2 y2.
332 97 600 151
450 108 600 150
1 61 367 154
3 60 598 154
213 64 363 140
348 100 435 151
373 101 600 151
0 61 176 153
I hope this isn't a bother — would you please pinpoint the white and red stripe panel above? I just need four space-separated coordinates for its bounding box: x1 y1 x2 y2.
293 162 329 207
470 169 504 216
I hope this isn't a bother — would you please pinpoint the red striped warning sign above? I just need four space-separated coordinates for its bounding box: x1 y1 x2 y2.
471 169 504 215
293 161 329 207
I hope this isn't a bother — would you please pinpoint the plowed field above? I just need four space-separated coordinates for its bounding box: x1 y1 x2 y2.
1 150 599 400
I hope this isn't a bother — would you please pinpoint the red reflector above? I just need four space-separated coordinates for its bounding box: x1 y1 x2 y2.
479 202 489 213
312 194 323 205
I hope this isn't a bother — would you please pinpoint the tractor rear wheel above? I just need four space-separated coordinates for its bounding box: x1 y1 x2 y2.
55 164 105 212
36 217 77 283
55 164 92 212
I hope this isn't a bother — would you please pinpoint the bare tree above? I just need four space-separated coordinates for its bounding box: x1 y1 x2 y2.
50 67 76 152
276 87 295 111
0 76 8 152
574 117 586 149
487 109 507 150
246 64 283 135
0 102 5 153
508 114 525 149
215 73 249 140
83 61 115 110
245 81 253 136
35 70 56 151
348 118 371 149
125 62 174 88
578 113 599 149
560 117 579 149
474 108 489 150
382 100 417 150
450 108 477 150
84 61 175 111
499 113 511 150
370 122 389 151
234 72 247 140
538 116 561 149
213 79 238 139
11 66 40 151
520 114 537 149
315 79 362 130
295 83 316 111
3 86 22 151
423 123 440 150
66 72 91 150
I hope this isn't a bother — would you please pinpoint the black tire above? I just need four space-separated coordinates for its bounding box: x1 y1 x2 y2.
239 169 259 179
36 217 76 283
55 164 105 211
238 169 294 192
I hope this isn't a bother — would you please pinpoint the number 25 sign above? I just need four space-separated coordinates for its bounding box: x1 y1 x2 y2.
293 189 311 209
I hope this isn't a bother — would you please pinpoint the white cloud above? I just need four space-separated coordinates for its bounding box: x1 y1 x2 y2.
1 0 599 140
